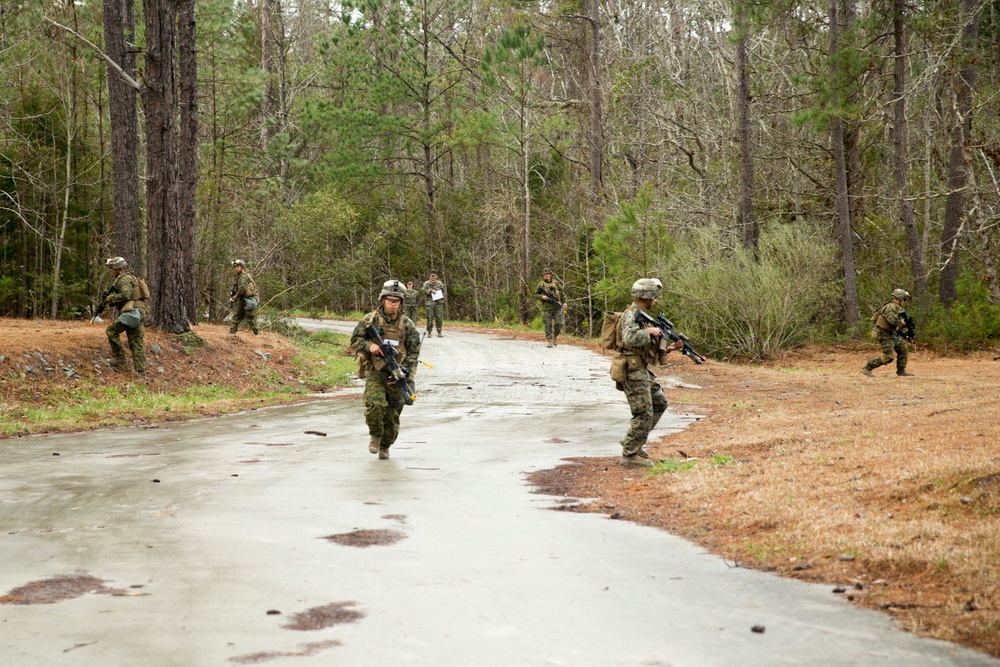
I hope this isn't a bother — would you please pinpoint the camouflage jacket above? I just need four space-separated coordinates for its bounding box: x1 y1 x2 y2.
874 301 904 334
422 280 445 303
107 272 139 308
619 303 658 368
231 272 257 301
404 288 420 309
350 306 422 378
535 279 562 310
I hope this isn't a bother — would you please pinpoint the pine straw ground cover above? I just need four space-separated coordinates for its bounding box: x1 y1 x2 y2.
529 344 1000 658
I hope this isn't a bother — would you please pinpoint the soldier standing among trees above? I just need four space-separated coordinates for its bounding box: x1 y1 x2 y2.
616 278 683 467
229 260 260 335
862 288 914 377
535 268 566 348
350 280 422 460
103 256 148 375
404 280 420 323
422 271 446 338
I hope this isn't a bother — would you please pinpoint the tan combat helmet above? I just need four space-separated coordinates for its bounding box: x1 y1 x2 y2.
232 259 247 268
631 277 663 301
106 256 127 270
892 288 910 301
379 279 407 300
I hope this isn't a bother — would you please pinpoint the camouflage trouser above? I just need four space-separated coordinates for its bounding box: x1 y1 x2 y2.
405 305 419 323
106 314 146 373
230 299 259 334
363 371 407 448
425 301 444 332
864 333 907 373
620 368 668 457
542 307 564 340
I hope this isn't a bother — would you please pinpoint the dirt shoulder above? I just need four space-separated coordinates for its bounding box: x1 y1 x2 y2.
530 343 1000 658
0 318 346 436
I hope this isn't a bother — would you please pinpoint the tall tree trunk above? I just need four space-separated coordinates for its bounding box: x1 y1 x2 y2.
734 4 756 255
178 0 198 323
968 150 1000 302
102 0 141 272
892 0 926 296
939 0 980 307
260 0 277 150
143 0 189 333
830 0 860 329
587 0 603 204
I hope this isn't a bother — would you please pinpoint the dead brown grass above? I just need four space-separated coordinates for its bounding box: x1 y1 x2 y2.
530 344 1000 658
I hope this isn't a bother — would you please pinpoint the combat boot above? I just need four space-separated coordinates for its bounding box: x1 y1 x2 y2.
546 337 553 348
861 367 874 377
619 454 652 468
108 356 128 371
378 446 390 460
437 331 443 338
552 336 558 347
897 370 914 377
636 447 650 459
369 435 381 454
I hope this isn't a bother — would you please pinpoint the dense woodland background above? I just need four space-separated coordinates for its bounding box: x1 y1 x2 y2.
2 0 1000 358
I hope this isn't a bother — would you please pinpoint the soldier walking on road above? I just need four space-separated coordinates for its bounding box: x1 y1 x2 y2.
103 256 148 375
229 260 260 335
422 271 446 338
615 278 683 467
404 281 421 323
862 288 913 378
536 268 566 348
350 280 422 460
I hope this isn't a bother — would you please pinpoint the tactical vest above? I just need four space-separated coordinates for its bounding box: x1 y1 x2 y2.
872 303 894 331
120 272 148 312
362 311 408 373
619 304 659 369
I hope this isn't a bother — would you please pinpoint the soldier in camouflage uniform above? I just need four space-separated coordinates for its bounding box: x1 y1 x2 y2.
422 271 446 337
103 256 147 374
616 278 684 467
862 288 913 377
350 280 422 459
229 260 260 335
536 269 566 348
403 281 421 323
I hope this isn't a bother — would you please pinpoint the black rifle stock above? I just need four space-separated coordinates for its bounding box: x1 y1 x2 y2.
899 311 916 342
538 287 564 309
89 287 113 324
635 309 707 365
365 322 416 405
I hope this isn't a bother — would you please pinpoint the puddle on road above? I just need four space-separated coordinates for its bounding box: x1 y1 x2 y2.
322 529 406 547
381 514 407 523
0 574 126 605
229 640 342 664
283 602 365 630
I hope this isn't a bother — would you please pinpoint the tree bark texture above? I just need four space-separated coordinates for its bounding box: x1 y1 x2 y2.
734 6 756 255
142 0 190 333
178 0 198 324
892 0 926 295
830 0 860 329
260 0 277 149
939 0 979 307
102 0 141 273
587 0 603 204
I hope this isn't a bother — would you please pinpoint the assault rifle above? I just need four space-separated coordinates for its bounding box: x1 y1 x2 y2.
899 311 916 342
635 309 707 365
89 287 113 324
365 322 416 405
538 287 564 309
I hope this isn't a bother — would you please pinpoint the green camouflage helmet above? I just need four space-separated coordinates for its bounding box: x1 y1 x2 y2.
232 259 247 268
379 279 406 301
106 256 127 270
631 277 662 301
892 288 910 301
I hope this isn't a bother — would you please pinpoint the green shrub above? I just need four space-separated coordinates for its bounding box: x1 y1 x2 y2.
667 225 840 360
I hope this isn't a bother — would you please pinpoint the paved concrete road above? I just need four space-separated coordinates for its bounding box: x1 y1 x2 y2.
1 320 994 666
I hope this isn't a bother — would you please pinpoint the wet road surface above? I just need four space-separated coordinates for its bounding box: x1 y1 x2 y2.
1 320 995 666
